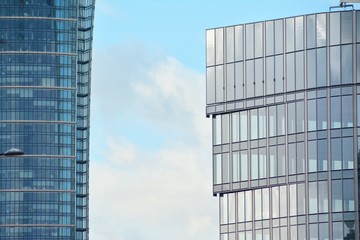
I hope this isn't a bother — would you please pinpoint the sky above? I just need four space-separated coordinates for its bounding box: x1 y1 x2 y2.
89 1 360 239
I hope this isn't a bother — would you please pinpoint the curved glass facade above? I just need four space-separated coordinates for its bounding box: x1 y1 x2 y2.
206 10 360 240
0 1 95 239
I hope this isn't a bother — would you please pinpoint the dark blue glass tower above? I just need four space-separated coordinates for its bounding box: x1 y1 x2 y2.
0 1 95 239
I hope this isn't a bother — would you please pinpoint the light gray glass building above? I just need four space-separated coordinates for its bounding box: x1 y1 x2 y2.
0 1 95 239
206 9 360 240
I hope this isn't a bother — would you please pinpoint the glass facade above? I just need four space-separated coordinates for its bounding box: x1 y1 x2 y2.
206 10 360 240
0 1 95 239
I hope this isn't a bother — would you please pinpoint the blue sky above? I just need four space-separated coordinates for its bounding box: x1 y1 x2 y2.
89 1 359 239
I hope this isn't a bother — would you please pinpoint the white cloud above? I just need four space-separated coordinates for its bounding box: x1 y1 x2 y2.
89 42 218 240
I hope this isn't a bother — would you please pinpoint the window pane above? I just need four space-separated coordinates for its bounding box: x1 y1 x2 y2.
290 184 297 216
220 194 228 224
206 29 215 66
317 48 327 87
297 183 305 215
251 149 258 180
318 139 328 171
232 112 239 142
331 138 341 170
259 147 266 179
222 114 229 144
308 140 317 172
250 109 258 140
344 221 355 240
317 98 327 130
295 16 304 50
286 18 294 52
307 49 316 88
269 146 277 177
286 53 295 91
265 21 274 56
288 143 296 175
214 115 221 145
216 28 224 65
278 145 286 176
331 96 341 128
288 102 296 134
240 111 248 141
228 193 235 223
255 189 262 220
255 22 263 58
238 192 245 222
232 152 240 182
343 179 355 211
216 65 224 102
275 55 283 94
262 188 269 219
307 15 316 49
207 67 216 104
296 51 304 90
241 150 248 181
269 106 276 137
235 62 244 100
222 153 230 183
226 63 235 101
245 24 254 59
342 94 353 126
258 108 266 139
255 58 264 97
341 11 353 44
332 180 343 212
272 187 279 218
234 25 243 61
318 181 328 213
310 224 318 240
226 27 234 63
246 60 254 98
245 191 252 221
333 222 343 240
330 46 341 85
296 101 305 132
330 12 340 45
319 223 329 240
297 142 305 174
317 13 326 47
341 45 353 84
277 105 285 135
343 137 354 169
266 57 274 95
280 186 287 217
275 20 283 54
214 154 222 184
308 99 317 131
309 182 318 214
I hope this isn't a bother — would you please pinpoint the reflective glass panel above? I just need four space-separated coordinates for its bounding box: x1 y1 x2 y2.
251 149 258 179
235 25 244 61
308 140 317 172
216 65 224 102
309 182 318 214
255 22 263 58
295 16 304 50
318 181 328 213
331 96 341 128
317 48 327 87
226 27 234 63
215 28 224 65
245 24 254 59
332 180 343 212
343 179 354 211
246 60 255 98
226 63 235 101
278 144 286 176
233 152 240 182
241 150 248 181
341 44 353 84
308 99 317 131
295 51 304 90
232 112 239 142
286 18 294 52
286 53 295 91
330 12 340 45
207 67 216 104
331 138 341 170
316 13 326 47
307 49 316 88
318 139 328 171
266 57 275 95
307 15 316 49
317 98 327 130
265 21 274 56
275 55 283 93
275 20 283 54
255 58 264 97
206 29 215 66
341 11 353 44
235 62 244 99
272 187 279 218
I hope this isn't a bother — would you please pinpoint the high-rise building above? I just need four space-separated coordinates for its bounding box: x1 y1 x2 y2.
206 9 360 240
0 1 95 239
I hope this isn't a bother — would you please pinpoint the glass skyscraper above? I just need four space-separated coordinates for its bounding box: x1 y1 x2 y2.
206 9 360 240
0 1 95 239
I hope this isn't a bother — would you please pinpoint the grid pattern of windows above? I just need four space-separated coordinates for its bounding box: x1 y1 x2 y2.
0 1 95 239
207 10 360 240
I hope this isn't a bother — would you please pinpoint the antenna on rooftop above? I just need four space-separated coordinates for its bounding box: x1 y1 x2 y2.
330 0 357 11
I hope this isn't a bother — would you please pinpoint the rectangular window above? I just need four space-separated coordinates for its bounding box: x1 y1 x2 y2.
255 58 264 97
234 25 244 61
245 24 254 59
206 67 216 104
296 101 305 133
214 154 222 184
286 18 295 52
226 63 235 101
269 106 276 137
235 62 244 100
259 147 266 179
307 49 316 88
251 149 258 180
240 111 248 141
295 51 304 90
266 21 274 56
262 188 269 219
280 186 287 217
240 150 248 181
226 27 234 63
317 48 327 87
222 153 230 183
290 184 297 216
216 65 224 102
245 191 253 221
297 142 305 174
288 102 296 134
308 140 317 172
331 138 342 170
232 152 240 182
250 109 258 140
308 99 317 131
330 46 340 85
331 96 341 128
297 183 305 215
317 98 327 130
255 189 262 220
222 114 229 144
278 144 286 176
342 137 354 169
238 192 245 222
341 45 353 84
206 29 215 66
272 187 279 218
330 12 340 45
246 60 255 98
332 180 343 212
341 11 353 44
275 55 283 94
286 53 295 91
307 15 316 49
318 181 328 213
232 112 239 142
309 182 318 214
275 20 284 54
266 57 275 95
295 16 304 50
318 139 328 171
220 194 228 224
269 146 277 177
277 105 285 135
254 22 263 58
288 143 296 175
215 28 224 65
316 13 327 47
258 108 266 139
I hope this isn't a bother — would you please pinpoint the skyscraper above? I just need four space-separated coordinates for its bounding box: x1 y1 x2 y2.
206 9 360 240
0 1 95 239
